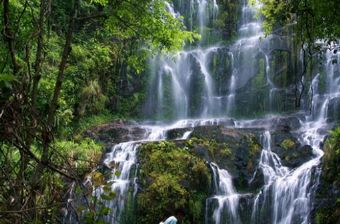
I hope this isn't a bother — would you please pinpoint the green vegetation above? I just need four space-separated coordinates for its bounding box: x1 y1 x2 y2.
0 0 197 222
281 139 296 150
138 141 211 224
186 136 232 159
0 137 104 223
247 135 262 156
254 0 340 47
316 127 340 224
214 0 240 43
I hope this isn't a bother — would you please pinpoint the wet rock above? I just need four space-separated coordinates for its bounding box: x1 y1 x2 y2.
189 145 212 162
248 168 265 192
272 144 314 168
271 130 314 168
166 128 192 140
83 120 147 144
239 193 256 224
270 115 302 131
327 96 340 122
312 131 340 224
185 125 263 192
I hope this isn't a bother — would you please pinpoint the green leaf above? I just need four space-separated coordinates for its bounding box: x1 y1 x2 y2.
100 191 116 201
0 74 17 82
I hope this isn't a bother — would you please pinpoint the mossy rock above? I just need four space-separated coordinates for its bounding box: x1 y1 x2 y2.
186 126 264 192
137 141 211 224
271 130 314 168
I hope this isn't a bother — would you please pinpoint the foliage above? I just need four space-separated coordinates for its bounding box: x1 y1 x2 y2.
53 138 103 174
81 171 117 224
0 0 198 222
254 0 340 48
72 112 115 138
316 127 340 224
214 0 240 42
0 137 105 223
323 127 340 173
138 141 211 224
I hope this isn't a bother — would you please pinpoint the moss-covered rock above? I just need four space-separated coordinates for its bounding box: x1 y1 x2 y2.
136 125 267 223
137 141 211 224
186 125 264 192
271 130 314 168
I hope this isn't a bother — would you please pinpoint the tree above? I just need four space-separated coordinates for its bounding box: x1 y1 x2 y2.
255 0 340 49
0 0 197 222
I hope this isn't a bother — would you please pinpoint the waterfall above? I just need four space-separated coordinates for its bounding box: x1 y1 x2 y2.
99 142 139 224
206 163 241 224
145 0 291 119
145 0 222 119
251 131 322 224
95 121 197 223
83 1 340 224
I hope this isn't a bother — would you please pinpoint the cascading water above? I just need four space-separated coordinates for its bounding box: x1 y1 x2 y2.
144 0 223 119
251 130 322 224
79 1 340 224
97 142 139 224
206 163 241 224
145 0 294 120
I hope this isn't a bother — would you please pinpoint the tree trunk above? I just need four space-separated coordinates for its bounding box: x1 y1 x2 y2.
30 0 80 215
31 0 47 107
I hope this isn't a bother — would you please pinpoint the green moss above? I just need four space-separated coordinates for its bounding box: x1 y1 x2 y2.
247 135 262 157
72 112 115 138
315 205 340 224
220 143 232 157
185 137 231 159
281 139 296 150
137 141 211 224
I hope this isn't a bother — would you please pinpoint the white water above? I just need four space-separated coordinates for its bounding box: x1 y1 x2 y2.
207 163 241 224
99 142 139 224
145 0 291 119
145 0 223 119
251 129 322 224
204 1 338 224
94 120 199 223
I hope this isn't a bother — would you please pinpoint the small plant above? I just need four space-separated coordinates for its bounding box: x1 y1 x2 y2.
281 139 296 150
